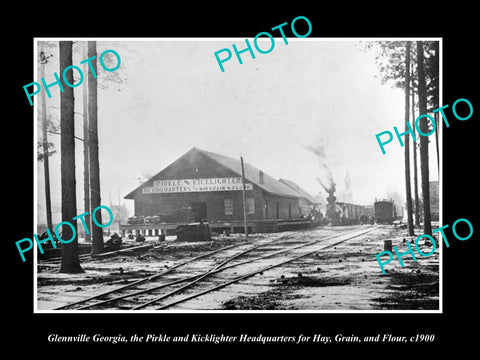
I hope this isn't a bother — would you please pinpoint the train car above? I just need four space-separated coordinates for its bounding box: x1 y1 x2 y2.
374 199 396 224
334 202 367 225
127 216 145 225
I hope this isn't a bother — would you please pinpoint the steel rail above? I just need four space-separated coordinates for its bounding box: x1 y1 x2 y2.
130 232 297 310
56 226 380 310
56 232 294 310
129 226 380 310
54 241 248 310
76 229 349 309
154 226 381 310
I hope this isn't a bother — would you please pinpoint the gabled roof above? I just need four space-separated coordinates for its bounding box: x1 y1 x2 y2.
199 148 300 198
125 147 302 199
278 178 319 204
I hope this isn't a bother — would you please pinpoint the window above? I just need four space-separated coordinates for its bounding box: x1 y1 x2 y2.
246 197 255 214
224 198 233 215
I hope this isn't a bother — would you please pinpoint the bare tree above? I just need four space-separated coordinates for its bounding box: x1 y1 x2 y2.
416 41 432 236
39 42 53 232
369 41 416 233
59 41 83 273
82 42 91 243
425 41 440 172
411 76 421 228
403 41 414 236
88 41 104 255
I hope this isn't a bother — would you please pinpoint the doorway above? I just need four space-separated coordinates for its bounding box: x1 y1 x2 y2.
191 202 207 222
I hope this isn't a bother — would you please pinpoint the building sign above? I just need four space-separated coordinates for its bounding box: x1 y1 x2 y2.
142 177 253 194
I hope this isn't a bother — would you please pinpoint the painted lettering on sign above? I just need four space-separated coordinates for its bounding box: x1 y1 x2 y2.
142 177 253 194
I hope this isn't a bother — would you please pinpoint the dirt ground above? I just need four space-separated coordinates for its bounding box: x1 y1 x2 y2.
219 226 439 311
36 225 440 311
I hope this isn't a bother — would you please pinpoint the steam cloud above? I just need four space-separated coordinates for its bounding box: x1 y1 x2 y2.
305 144 336 195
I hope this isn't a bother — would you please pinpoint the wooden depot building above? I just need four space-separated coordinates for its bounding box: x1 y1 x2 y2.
123 147 319 234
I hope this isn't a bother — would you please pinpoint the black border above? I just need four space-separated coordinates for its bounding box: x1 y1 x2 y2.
6 5 478 354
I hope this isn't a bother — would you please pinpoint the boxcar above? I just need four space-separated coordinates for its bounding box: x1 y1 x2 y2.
374 200 395 224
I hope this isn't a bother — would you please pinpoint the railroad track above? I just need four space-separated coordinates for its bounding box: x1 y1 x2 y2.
55 226 381 311
38 243 157 265
55 232 295 310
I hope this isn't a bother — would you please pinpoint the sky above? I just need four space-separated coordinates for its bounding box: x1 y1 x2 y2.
35 38 440 224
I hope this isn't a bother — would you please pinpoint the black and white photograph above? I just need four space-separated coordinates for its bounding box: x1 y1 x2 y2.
34 38 441 312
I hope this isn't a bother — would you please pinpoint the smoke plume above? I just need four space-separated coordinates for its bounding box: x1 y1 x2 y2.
305 144 336 194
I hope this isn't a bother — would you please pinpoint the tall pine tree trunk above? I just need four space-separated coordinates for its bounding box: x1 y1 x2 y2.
40 42 53 232
404 41 414 236
411 84 421 228
88 41 104 255
416 41 432 236
82 42 91 243
432 41 440 173
434 112 440 172
60 41 83 273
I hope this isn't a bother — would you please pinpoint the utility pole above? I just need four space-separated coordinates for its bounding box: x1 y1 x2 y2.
240 156 248 239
